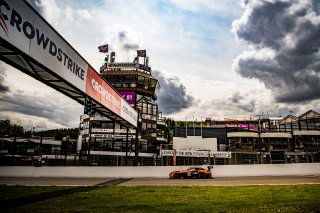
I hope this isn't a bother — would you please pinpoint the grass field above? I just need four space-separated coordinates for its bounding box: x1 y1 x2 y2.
1 185 320 212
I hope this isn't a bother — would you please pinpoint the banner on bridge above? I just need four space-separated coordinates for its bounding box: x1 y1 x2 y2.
0 0 137 127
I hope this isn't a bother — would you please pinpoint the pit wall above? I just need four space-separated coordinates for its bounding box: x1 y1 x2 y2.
0 163 319 178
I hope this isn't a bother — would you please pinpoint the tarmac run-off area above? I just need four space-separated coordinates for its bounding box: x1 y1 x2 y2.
0 176 319 186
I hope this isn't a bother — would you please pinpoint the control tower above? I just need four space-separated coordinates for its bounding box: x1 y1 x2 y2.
78 50 169 166
100 51 166 150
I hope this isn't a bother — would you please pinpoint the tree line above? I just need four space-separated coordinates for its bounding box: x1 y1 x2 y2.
0 119 79 139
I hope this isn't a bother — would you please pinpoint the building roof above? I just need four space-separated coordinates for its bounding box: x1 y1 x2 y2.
298 110 320 119
279 115 298 124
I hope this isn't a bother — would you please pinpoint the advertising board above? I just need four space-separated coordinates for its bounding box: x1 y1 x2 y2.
160 150 231 158
86 66 121 115
107 62 136 69
0 0 87 92
118 91 136 106
86 66 138 126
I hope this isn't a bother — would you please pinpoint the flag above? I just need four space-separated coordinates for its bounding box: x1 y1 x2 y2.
137 50 146 57
98 44 108 53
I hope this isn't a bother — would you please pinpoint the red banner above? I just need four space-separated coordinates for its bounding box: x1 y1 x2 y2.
86 66 121 115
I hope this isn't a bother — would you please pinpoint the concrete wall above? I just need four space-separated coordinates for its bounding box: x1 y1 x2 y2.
0 163 319 178
173 136 217 151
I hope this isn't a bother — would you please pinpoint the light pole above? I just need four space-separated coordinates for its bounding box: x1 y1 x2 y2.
256 114 262 164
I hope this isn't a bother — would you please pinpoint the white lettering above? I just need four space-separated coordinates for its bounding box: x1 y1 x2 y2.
91 79 120 109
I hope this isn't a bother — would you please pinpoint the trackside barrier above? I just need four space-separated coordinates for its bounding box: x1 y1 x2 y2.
0 163 319 178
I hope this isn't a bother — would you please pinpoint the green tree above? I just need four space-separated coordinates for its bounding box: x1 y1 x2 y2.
0 119 25 137
0 119 12 137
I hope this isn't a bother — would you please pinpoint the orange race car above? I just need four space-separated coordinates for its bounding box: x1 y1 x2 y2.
169 166 213 179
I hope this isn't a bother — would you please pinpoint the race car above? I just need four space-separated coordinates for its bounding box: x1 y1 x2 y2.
169 166 213 179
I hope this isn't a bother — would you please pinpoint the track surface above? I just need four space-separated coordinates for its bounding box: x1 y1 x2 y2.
0 176 319 186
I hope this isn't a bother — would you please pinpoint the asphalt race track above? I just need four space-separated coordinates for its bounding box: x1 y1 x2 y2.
0 176 319 186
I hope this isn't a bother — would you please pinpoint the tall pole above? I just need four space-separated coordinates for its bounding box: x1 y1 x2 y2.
64 136 68 166
12 128 16 164
135 109 140 166
39 131 43 165
193 117 195 136
257 114 262 164
125 126 129 166
201 117 203 137
88 118 92 165
185 117 187 137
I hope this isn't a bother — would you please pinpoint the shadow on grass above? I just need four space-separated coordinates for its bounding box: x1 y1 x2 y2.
1 178 132 210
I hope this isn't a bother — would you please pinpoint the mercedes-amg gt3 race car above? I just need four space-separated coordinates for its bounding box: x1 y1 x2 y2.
169 166 213 179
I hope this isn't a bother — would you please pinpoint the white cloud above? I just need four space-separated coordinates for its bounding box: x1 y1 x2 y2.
169 0 242 18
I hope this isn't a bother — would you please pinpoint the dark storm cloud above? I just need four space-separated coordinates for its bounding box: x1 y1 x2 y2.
232 0 320 103
229 92 244 104
0 91 81 127
118 31 139 51
229 92 255 112
153 69 195 114
209 93 256 114
0 62 81 127
0 65 9 94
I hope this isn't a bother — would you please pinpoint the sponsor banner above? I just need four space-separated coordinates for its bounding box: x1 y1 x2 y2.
86 66 121 115
210 152 232 158
86 67 137 127
107 62 137 69
118 91 136 105
90 134 131 139
91 128 113 133
176 150 209 157
91 128 136 134
120 98 138 127
161 150 175 156
160 150 231 158
0 0 87 92
239 124 248 128
240 124 259 132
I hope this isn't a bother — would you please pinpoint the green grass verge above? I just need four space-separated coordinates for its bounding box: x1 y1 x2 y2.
1 185 320 212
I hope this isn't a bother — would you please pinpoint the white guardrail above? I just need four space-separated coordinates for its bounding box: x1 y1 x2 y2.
0 163 319 178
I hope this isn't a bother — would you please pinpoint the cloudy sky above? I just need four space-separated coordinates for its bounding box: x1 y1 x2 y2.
1 0 320 129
